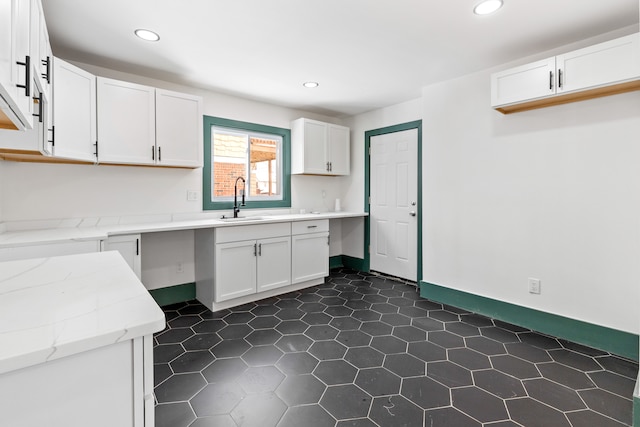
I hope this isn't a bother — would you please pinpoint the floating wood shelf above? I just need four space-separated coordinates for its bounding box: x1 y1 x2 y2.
495 80 640 114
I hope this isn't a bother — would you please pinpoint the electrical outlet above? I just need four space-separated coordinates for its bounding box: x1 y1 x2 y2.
528 278 541 294
177 262 184 273
187 191 199 201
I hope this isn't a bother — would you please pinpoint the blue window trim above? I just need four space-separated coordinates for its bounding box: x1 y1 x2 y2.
203 115 291 211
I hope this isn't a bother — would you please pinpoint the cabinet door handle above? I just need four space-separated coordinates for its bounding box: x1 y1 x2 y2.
158 146 161 161
42 56 50 84
253 243 257 256
327 235 330 246
258 243 262 256
48 125 55 146
32 93 43 123
151 146 155 160
558 69 563 89
329 162 332 172
16 56 30 97
136 239 139 256
549 71 553 90
307 225 317 229
94 140 99 158
326 162 330 172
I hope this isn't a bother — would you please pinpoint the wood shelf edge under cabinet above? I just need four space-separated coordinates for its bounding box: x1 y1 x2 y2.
495 79 640 114
0 149 93 165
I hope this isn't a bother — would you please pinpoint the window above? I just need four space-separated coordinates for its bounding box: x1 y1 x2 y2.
203 116 291 210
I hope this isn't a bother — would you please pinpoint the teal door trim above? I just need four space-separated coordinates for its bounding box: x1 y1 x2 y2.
364 120 423 282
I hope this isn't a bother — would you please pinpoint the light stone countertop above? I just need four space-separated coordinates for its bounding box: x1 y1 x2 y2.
0 251 166 375
0 211 368 249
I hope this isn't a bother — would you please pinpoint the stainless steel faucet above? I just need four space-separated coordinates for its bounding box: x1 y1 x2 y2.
233 177 246 218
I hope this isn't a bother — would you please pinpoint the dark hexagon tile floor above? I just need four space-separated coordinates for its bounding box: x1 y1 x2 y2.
153 268 638 427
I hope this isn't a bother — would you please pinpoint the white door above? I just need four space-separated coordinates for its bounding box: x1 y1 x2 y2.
370 128 418 281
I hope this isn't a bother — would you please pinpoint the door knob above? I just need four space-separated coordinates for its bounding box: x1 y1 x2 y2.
409 211 416 217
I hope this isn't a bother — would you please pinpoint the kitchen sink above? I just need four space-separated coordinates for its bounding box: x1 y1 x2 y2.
219 216 266 222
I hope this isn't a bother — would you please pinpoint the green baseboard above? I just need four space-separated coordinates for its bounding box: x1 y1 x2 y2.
329 256 344 269
149 283 196 307
342 255 366 272
421 281 639 361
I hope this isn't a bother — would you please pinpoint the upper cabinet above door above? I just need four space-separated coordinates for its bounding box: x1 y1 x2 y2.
492 32 640 114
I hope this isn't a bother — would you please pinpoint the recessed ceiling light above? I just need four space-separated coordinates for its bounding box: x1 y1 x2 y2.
303 81 319 88
134 29 160 42
473 0 503 15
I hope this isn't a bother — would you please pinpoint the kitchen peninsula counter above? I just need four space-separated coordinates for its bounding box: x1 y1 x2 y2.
0 251 165 426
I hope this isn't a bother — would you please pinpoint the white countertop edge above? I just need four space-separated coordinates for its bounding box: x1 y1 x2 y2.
0 211 368 248
0 252 166 375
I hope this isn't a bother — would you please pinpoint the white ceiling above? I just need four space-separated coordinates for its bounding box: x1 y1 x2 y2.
42 0 639 118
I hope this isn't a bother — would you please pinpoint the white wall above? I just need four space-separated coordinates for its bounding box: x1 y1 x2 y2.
421 66 640 334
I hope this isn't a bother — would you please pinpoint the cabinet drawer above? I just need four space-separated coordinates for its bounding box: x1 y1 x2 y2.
215 222 291 243
292 219 329 235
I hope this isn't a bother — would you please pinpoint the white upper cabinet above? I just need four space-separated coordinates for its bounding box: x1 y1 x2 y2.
97 78 203 168
0 0 34 130
491 57 556 107
556 33 640 94
327 123 350 175
97 77 156 165
0 74 50 156
52 57 97 162
291 118 350 176
492 33 640 113
155 89 203 167
30 0 51 99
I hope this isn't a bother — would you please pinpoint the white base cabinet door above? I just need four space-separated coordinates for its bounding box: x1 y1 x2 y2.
214 235 291 302
0 335 154 427
291 220 329 284
292 233 329 284
101 234 142 279
256 236 291 293
214 240 258 302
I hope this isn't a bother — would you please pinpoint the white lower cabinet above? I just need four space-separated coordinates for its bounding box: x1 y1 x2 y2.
0 335 155 427
292 220 329 284
196 220 334 310
212 223 291 302
101 234 141 279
